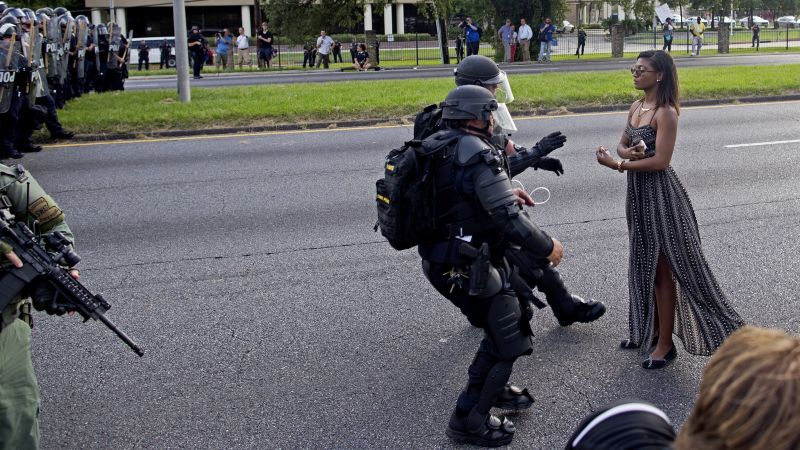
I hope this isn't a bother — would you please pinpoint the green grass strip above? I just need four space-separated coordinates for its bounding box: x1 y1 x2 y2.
59 64 800 135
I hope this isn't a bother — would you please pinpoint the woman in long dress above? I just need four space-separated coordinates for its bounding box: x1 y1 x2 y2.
595 50 744 369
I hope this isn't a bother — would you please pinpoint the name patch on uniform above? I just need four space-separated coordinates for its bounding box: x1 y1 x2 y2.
27 197 64 231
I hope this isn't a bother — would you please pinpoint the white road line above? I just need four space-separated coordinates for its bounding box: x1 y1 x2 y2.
725 139 800 148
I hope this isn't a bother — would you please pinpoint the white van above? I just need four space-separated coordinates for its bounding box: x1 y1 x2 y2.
128 37 177 68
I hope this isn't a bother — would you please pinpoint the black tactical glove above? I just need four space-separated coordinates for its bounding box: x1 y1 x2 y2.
532 131 567 156
31 281 70 316
533 156 564 176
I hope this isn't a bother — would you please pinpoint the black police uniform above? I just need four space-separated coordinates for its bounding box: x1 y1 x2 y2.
413 56 605 328
418 113 556 444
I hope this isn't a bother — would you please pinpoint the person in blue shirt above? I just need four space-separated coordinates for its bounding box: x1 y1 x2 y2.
215 28 233 71
460 16 482 56
537 17 556 63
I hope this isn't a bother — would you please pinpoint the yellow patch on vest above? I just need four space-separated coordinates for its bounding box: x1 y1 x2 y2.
27 197 64 231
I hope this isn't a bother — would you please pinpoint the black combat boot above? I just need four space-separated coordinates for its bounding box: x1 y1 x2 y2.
553 295 607 327
446 407 515 447
492 383 535 410
536 268 606 326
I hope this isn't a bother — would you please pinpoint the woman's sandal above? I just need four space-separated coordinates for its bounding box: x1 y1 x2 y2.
641 346 677 370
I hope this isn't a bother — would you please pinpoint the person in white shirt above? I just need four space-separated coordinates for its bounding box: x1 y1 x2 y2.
236 27 250 69
517 18 533 62
315 30 335 69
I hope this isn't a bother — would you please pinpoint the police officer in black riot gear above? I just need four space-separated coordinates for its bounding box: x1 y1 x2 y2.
414 55 606 328
418 85 565 447
17 8 73 144
0 17 25 159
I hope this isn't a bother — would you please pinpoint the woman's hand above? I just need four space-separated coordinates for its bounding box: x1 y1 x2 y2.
595 146 616 168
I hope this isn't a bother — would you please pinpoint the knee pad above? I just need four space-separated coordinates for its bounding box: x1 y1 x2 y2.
487 293 533 360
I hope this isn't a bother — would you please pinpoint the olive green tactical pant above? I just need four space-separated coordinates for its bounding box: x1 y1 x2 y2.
0 319 40 450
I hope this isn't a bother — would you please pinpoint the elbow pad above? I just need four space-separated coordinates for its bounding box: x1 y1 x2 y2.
474 166 554 258
507 145 547 177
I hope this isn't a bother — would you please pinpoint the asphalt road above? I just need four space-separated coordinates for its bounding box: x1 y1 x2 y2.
125 52 800 90
23 100 800 449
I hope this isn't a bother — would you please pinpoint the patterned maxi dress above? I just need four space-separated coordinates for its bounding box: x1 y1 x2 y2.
625 118 745 356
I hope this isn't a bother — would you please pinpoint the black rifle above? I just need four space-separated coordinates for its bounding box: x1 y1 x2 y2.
0 213 144 357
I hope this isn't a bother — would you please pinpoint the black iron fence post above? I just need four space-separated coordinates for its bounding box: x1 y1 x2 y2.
416 30 419 66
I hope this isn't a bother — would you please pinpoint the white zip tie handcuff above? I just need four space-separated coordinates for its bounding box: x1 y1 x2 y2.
512 179 551 205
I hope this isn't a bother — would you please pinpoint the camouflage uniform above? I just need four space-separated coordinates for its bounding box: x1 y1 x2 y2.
0 163 74 450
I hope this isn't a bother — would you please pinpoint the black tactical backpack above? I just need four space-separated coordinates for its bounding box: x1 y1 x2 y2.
374 139 445 250
412 104 443 140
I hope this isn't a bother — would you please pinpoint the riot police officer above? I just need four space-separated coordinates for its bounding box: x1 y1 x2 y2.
0 162 79 448
415 54 606 329
0 14 26 159
419 85 563 446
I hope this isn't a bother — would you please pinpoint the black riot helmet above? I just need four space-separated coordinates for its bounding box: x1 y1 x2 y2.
21 8 35 24
454 55 503 86
0 3 7 15
57 14 71 29
36 7 54 17
53 6 68 16
454 55 514 103
0 14 18 26
440 85 498 121
0 21 16 39
4 7 24 22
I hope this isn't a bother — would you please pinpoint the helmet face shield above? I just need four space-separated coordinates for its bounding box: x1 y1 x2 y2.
492 71 515 104
492 103 517 133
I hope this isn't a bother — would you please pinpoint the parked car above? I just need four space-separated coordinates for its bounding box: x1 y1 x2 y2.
128 37 177 68
776 16 800 28
669 14 687 25
738 16 769 27
712 16 735 24
686 16 709 24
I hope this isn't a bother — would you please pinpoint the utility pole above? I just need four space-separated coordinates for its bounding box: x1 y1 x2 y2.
253 0 262 32
172 0 191 102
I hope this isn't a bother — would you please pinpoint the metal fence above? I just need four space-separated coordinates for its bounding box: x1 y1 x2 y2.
201 28 799 70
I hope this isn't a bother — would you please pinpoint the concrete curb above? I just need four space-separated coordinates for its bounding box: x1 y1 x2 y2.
58 94 800 143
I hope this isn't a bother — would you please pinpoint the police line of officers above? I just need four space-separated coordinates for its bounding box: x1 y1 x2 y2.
0 3 131 159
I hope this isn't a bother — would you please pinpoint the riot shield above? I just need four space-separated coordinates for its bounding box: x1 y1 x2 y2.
44 14 59 78
107 22 121 70
92 25 100 69
75 16 87 78
57 14 73 83
0 33 20 114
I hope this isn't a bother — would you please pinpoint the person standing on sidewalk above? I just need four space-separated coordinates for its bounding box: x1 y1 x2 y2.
518 18 532 62
689 17 705 56
537 18 556 63
137 40 150 70
498 18 514 63
576 27 587 56
215 28 233 71
314 30 334 69
460 17 482 56
751 23 760 49
236 27 250 69
158 38 172 69
662 18 673 52
257 22 274 69
187 25 206 79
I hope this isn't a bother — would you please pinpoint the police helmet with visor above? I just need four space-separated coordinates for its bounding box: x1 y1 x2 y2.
440 85 499 122
454 55 514 103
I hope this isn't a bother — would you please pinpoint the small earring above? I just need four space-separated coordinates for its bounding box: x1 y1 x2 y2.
657 79 661 82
